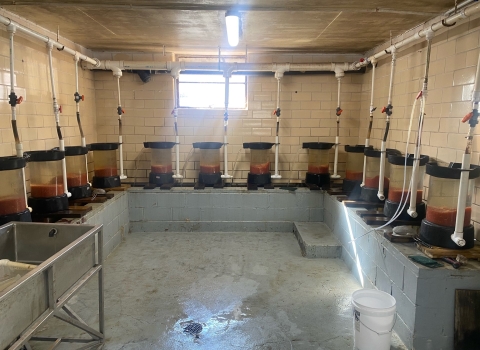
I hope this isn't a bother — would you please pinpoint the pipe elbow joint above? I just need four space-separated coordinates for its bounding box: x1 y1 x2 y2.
451 233 466 247
223 64 235 78
377 192 385 201
407 208 418 218
111 67 122 77
6 23 16 34
170 64 181 79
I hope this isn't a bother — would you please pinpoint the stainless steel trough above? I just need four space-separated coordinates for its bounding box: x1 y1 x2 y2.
0 221 104 350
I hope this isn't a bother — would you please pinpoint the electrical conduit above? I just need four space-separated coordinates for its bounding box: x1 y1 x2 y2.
451 48 480 247
47 42 70 197
377 48 396 201
332 68 344 179
362 58 377 187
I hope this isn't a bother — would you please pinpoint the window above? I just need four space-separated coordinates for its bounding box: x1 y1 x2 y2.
178 73 247 109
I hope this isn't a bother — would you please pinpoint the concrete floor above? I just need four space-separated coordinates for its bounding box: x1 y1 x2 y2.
32 231 407 349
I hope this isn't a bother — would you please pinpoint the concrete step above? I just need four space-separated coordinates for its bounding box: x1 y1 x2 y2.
293 222 342 258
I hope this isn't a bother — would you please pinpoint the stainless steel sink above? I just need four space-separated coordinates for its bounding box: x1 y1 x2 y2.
0 221 104 350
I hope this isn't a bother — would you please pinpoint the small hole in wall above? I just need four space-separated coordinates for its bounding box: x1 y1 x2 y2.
295 91 297 93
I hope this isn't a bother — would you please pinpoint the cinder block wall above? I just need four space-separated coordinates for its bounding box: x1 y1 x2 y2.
93 53 362 184
74 191 129 258
0 10 97 194
0 10 97 158
358 13 480 238
128 188 324 232
323 194 480 350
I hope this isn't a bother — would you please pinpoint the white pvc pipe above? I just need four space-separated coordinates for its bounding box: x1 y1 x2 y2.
272 72 283 179
408 32 433 217
74 55 86 148
407 97 425 217
222 73 232 179
451 49 480 246
452 152 472 247
171 72 183 179
332 70 343 179
445 0 475 16
377 49 396 201
47 42 70 198
73 55 90 187
362 59 376 187
86 60 358 74
355 2 480 69
115 74 127 180
7 24 29 212
0 15 98 66
7 25 21 158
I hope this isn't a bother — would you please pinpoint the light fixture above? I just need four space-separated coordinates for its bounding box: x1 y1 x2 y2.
225 11 240 47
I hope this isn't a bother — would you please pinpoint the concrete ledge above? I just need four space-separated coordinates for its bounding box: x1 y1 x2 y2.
128 188 324 223
323 193 480 350
73 191 129 258
293 222 341 258
130 221 294 233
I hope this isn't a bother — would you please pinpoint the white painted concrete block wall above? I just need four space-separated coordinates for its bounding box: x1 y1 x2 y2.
323 194 480 350
74 191 129 257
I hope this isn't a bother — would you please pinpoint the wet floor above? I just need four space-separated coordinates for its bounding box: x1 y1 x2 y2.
31 231 407 349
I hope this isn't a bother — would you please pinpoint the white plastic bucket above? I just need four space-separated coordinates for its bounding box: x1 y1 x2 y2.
352 289 397 350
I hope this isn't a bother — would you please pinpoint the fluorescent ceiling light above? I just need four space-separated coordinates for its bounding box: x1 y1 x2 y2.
225 11 240 47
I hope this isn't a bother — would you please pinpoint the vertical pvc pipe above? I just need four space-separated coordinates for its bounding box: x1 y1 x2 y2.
451 49 480 246
362 59 376 187
272 73 282 179
332 69 344 179
74 56 86 148
47 42 70 197
408 31 433 218
171 73 183 179
377 48 396 201
73 55 90 185
115 72 127 180
7 24 29 211
221 73 232 179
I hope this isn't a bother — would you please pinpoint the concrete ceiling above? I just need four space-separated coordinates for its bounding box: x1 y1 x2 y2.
0 0 455 54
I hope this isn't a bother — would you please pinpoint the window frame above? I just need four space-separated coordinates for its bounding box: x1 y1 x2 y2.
176 55 248 110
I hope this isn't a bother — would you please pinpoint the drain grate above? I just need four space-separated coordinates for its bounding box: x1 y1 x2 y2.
183 322 203 336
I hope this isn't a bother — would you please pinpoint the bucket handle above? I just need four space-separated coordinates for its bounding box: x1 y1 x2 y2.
358 312 397 336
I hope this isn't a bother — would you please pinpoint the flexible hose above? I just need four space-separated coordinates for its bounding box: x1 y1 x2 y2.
349 94 420 243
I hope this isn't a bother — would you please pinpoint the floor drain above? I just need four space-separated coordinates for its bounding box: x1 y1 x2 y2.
183 322 203 337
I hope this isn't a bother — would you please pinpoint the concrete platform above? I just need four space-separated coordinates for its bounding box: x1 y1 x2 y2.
30 231 406 350
294 222 342 258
